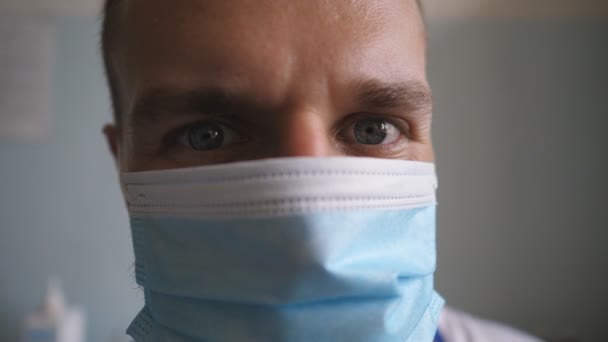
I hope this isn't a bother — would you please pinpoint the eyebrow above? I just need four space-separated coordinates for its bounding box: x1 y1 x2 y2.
129 87 269 126
355 79 433 113
129 79 433 126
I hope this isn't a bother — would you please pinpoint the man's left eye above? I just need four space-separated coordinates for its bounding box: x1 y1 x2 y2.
352 118 401 145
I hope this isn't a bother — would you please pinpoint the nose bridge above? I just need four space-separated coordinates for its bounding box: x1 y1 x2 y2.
271 45 338 158
275 107 334 158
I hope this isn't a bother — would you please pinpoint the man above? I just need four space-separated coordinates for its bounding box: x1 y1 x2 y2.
101 0 543 341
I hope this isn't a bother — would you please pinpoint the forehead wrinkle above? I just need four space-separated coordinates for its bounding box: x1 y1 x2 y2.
319 0 390 39
289 0 408 81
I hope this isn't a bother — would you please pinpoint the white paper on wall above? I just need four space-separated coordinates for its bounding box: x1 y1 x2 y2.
0 0 102 16
0 13 53 142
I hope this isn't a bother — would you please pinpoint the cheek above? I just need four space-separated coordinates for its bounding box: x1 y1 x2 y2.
413 143 435 163
409 124 434 162
120 125 166 172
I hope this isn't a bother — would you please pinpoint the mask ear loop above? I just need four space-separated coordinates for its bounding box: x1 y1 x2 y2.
120 172 145 208
119 172 131 206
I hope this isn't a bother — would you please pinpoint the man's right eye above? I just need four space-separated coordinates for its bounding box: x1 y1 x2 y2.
177 121 246 151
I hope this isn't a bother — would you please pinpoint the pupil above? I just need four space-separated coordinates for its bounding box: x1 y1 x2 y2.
354 119 388 145
188 123 225 150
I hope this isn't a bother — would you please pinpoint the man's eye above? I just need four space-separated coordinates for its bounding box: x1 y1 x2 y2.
352 118 401 145
177 122 244 151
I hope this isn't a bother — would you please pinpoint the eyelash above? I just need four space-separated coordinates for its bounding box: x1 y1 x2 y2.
161 113 411 152
160 119 235 150
336 113 412 141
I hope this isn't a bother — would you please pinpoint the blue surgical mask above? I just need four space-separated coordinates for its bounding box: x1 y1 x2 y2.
122 157 444 342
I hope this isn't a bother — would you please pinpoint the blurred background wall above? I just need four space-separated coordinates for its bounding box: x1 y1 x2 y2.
0 1 606 341
429 19 608 342
0 10 142 342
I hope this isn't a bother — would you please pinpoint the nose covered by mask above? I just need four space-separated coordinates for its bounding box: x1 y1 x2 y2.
122 157 444 342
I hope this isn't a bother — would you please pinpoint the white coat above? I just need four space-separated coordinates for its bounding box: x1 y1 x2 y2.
438 307 544 342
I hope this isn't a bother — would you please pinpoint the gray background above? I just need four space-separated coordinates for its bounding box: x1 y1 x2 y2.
0 15 606 342
430 19 608 341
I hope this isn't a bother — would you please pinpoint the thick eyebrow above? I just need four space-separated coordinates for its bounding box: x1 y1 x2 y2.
129 87 268 125
129 80 433 126
355 79 433 113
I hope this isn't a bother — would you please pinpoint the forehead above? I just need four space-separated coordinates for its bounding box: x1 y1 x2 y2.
113 0 426 112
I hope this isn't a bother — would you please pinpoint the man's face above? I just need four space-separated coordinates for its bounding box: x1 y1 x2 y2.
104 0 432 172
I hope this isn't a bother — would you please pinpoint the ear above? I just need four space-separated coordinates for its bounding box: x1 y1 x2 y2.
103 124 122 169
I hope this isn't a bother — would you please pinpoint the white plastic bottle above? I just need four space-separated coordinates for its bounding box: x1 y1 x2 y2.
22 278 85 342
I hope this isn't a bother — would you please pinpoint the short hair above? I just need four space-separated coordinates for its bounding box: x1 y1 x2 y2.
101 0 425 124
101 0 122 125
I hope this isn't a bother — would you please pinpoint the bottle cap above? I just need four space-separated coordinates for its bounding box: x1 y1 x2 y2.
43 277 66 319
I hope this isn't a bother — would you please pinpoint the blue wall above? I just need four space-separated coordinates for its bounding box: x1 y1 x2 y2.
0 15 606 342
0 16 141 342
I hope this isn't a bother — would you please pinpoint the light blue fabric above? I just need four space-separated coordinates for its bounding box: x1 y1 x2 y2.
127 207 443 342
